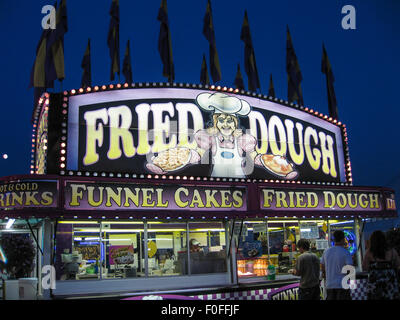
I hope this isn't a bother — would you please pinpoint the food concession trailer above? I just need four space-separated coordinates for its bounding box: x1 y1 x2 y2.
0 83 397 300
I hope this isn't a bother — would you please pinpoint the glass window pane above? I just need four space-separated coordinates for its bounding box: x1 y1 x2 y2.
188 221 227 275
55 221 100 280
100 221 144 279
0 219 39 279
290 220 329 274
147 221 187 277
237 221 268 278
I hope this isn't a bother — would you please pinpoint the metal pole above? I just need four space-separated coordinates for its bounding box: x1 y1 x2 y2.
50 219 58 299
26 219 43 255
186 221 191 275
37 223 43 297
52 219 59 266
235 220 244 255
225 220 236 284
99 222 102 279
144 221 148 277
360 220 366 263
231 219 238 284
354 218 362 271
41 219 53 300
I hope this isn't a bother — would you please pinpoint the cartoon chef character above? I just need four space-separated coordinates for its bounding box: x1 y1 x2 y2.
193 92 262 178
145 92 298 180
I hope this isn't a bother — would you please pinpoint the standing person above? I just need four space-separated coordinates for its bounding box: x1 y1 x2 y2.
362 230 400 300
290 239 321 300
189 239 203 253
320 230 353 300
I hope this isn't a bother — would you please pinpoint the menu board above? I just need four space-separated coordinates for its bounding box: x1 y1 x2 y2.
300 223 319 239
75 245 100 261
109 245 135 265
252 223 267 234
65 88 347 183
316 239 329 250
238 241 263 259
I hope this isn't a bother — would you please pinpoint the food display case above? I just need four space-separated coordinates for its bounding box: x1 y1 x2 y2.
237 255 269 277
236 220 332 281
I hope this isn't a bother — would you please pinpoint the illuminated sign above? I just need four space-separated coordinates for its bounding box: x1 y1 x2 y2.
267 283 299 300
0 245 7 264
331 231 357 255
109 245 135 265
0 180 58 209
0 176 396 218
64 86 349 183
386 197 396 210
64 181 247 211
300 222 319 239
260 187 387 213
34 106 49 175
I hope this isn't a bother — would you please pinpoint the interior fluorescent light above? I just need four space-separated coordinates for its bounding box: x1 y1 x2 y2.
189 228 225 232
74 229 142 233
330 221 354 226
59 221 99 224
6 219 15 229
60 221 160 225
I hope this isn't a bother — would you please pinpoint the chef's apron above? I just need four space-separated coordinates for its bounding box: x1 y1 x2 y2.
212 137 245 178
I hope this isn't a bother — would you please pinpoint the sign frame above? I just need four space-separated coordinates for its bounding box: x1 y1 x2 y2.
0 177 59 210
31 84 352 185
0 175 396 219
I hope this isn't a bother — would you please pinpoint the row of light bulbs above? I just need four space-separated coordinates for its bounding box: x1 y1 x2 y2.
31 83 352 185
65 81 346 127
2 214 374 221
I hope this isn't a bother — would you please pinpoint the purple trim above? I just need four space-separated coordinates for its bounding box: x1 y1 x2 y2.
64 181 248 211
266 283 300 300
258 186 386 212
55 223 72 280
0 174 397 219
122 294 199 300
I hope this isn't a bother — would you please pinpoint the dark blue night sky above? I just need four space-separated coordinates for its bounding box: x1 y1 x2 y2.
0 1 399 207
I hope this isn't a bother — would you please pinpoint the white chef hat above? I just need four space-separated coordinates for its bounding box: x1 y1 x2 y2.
196 92 251 116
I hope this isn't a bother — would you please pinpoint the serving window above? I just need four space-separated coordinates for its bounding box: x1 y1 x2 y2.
236 219 357 281
55 221 144 280
54 221 100 280
54 218 358 283
187 221 227 275
100 221 144 279
54 219 228 281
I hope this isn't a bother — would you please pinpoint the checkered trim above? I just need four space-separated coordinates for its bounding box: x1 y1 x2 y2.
192 279 368 300
350 279 368 300
193 289 271 301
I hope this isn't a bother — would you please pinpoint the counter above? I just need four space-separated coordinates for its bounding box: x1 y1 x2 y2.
75 272 370 300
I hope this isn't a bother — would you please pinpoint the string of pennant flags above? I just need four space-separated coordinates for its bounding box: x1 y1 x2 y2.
29 0 339 122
